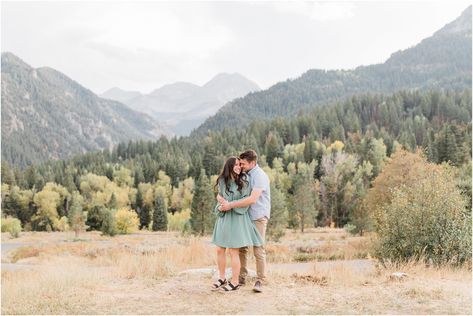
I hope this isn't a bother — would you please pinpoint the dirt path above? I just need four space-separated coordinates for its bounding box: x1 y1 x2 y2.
83 269 471 315
270 259 374 274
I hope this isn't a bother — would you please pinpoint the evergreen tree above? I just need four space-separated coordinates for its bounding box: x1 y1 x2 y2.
190 169 215 235
86 205 106 231
290 125 300 144
1 161 15 185
202 137 220 176
133 166 145 188
267 183 288 241
100 208 116 236
303 135 316 163
265 131 283 167
63 167 77 193
292 161 318 232
437 124 460 165
135 189 149 229
68 191 87 238
24 165 40 190
152 193 168 231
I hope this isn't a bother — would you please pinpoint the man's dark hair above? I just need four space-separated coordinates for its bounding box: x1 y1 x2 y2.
239 150 258 162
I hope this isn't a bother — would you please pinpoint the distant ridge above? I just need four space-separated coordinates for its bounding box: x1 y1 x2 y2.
1 52 167 167
193 6 472 136
101 73 260 136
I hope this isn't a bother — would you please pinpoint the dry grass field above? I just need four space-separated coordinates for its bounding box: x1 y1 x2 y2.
1 228 471 315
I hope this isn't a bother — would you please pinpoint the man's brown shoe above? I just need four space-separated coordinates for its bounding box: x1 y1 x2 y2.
238 276 246 285
253 280 262 293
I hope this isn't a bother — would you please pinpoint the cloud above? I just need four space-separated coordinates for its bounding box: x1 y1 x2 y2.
68 3 234 59
273 1 355 22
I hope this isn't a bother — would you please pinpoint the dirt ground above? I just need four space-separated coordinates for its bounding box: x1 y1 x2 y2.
1 230 471 314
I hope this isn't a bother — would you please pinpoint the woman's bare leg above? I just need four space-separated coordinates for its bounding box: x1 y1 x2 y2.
216 246 226 280
229 248 241 285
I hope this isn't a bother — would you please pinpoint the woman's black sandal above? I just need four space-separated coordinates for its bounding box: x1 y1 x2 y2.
211 278 227 290
220 281 240 292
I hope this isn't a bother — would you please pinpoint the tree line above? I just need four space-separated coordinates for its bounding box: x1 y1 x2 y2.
1 89 471 264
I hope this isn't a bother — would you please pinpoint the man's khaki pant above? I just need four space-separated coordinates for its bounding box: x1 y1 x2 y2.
239 217 268 282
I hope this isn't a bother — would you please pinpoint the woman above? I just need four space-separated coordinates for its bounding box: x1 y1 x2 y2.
211 156 263 292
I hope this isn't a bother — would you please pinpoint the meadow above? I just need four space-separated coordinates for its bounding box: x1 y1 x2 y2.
2 228 471 315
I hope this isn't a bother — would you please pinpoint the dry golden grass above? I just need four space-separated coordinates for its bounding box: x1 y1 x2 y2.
6 235 215 278
266 228 374 263
10 246 40 263
96 237 216 279
2 258 103 314
2 230 471 315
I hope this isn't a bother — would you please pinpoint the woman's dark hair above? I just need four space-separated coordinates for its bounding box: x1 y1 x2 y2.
215 156 248 194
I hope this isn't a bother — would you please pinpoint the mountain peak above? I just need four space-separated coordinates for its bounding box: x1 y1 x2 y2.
149 81 200 98
207 72 246 82
102 87 128 94
434 5 472 37
1 52 33 73
203 72 260 91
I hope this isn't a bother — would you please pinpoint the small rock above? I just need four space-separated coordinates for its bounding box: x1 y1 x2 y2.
179 268 216 275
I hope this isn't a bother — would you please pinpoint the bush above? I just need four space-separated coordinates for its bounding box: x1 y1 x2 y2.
375 166 471 266
267 226 286 242
180 219 192 237
167 209 191 232
115 208 139 234
2 216 22 238
343 223 357 236
100 208 116 236
57 216 70 232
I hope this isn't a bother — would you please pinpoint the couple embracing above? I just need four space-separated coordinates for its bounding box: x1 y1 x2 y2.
211 150 270 293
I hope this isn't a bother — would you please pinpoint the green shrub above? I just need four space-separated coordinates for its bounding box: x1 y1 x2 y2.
294 253 314 262
267 226 286 242
375 167 471 266
343 223 357 236
2 216 22 238
180 219 192 237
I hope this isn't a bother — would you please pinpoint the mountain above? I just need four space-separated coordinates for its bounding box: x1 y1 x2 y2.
1 52 167 167
100 87 142 104
202 73 263 105
193 6 472 136
102 73 260 136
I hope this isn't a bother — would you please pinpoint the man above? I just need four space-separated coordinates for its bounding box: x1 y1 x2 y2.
218 149 270 293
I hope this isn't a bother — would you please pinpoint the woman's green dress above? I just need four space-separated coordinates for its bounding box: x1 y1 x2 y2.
211 178 264 249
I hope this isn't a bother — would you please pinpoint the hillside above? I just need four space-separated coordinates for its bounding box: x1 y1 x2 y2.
193 6 472 136
1 53 166 167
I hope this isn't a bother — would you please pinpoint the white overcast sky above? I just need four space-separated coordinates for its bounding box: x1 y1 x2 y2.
1 1 471 94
